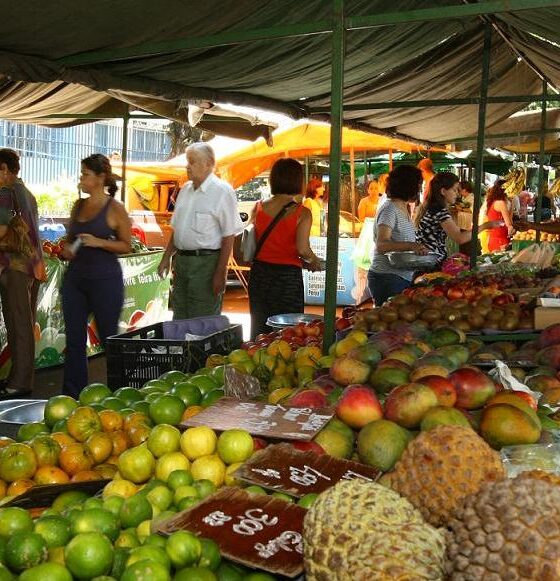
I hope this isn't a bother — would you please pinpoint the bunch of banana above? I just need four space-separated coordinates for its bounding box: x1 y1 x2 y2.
549 177 560 198
503 167 526 197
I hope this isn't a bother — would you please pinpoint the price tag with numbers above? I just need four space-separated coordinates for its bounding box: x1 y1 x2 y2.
235 443 381 497
157 487 306 577
181 397 333 441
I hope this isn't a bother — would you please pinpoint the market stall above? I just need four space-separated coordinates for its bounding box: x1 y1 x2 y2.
0 250 170 379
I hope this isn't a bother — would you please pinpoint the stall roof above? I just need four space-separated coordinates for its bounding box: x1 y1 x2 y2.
216 121 446 188
2 2 560 145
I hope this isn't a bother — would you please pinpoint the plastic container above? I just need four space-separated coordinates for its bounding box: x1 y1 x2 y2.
106 322 243 388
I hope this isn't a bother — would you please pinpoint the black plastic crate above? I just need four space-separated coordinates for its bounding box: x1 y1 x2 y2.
106 322 243 389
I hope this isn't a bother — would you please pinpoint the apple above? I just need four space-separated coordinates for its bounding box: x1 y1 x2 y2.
335 318 352 332
287 388 328 408
335 385 382 429
448 367 496 410
330 357 370 386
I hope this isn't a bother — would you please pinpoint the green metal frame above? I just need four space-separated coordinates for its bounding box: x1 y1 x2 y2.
21 0 560 349
470 23 493 269
323 0 345 352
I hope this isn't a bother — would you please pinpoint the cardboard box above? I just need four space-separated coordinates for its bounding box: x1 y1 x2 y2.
534 307 560 330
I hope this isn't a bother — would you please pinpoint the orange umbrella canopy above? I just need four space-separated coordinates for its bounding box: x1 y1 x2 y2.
217 122 442 188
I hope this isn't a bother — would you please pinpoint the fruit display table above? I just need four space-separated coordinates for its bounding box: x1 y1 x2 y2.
0 251 170 377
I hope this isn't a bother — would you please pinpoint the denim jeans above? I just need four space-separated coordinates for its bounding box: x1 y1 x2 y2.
367 270 411 306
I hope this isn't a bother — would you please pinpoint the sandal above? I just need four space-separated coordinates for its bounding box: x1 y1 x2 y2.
0 386 32 401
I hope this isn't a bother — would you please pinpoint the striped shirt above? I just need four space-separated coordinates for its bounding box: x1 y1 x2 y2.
370 199 416 281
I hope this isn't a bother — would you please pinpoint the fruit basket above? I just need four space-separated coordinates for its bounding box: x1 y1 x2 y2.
387 251 439 269
106 322 242 388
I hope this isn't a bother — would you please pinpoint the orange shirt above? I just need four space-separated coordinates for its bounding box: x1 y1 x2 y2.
254 202 303 267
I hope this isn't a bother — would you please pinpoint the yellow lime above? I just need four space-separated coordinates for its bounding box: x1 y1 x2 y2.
268 387 294 404
155 452 190 482
180 427 217 460
224 462 243 486
190 455 226 487
102 479 138 499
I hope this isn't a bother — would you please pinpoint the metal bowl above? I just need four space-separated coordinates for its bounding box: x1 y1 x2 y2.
266 313 323 329
386 251 439 269
0 400 47 439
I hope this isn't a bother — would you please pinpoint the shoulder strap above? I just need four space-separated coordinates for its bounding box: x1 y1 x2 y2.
254 201 296 259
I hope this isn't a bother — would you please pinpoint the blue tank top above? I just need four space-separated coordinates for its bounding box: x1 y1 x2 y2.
67 198 122 279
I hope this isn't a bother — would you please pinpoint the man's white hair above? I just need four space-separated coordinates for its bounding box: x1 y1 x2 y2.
186 142 215 166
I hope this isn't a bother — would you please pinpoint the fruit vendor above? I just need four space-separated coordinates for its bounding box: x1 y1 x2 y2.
158 143 243 319
368 165 428 306
0 149 45 399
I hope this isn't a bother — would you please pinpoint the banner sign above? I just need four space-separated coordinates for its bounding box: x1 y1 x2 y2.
0 251 170 377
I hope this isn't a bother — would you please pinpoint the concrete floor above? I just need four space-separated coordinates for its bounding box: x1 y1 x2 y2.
32 286 339 399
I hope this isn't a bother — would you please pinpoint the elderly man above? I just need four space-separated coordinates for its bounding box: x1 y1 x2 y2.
158 143 243 319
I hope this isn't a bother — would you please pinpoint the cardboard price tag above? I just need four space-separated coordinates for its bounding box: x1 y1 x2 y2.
236 443 380 497
181 397 333 441
157 487 306 578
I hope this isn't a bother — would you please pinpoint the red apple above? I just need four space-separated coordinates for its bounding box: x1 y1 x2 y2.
335 384 382 429
448 367 496 410
303 324 321 337
335 318 352 332
420 375 457 407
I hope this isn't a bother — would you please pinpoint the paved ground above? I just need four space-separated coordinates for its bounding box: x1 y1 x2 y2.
32 286 338 399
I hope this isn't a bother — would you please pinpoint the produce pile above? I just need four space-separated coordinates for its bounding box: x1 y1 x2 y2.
41 235 150 260
3 312 560 577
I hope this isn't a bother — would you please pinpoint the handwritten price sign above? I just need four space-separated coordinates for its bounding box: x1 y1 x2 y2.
157 487 306 577
181 398 333 441
236 443 381 497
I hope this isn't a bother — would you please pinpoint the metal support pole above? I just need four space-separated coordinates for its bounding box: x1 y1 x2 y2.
470 23 492 269
323 0 345 353
535 79 548 241
305 156 309 186
121 108 130 204
350 148 356 236
389 148 393 170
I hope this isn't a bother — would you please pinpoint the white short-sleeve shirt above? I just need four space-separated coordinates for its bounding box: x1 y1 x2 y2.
171 173 244 250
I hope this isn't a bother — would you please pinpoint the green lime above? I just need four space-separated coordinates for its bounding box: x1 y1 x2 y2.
114 387 143 405
120 494 153 528
102 495 125 516
110 547 130 579
119 407 135 417
159 370 189 386
52 491 89 513
297 493 319 508
0 564 11 581
270 492 294 503
121 559 170 581
142 534 167 548
51 419 68 433
79 383 112 405
0 507 33 537
5 531 47 571
141 379 169 390
19 562 73 581
149 394 186 426
171 382 202 407
174 485 199 505
83 497 104 510
146 485 174 511
131 400 151 415
175 566 217 581
177 496 200 511
244 485 267 496
244 573 278 581
126 545 170 570
188 375 219 395
199 538 221 570
210 365 225 386
115 529 140 549
71 508 120 542
201 389 224 408
16 421 49 442
165 530 201 568
167 470 193 490
216 561 245 580
193 479 216 499
34 515 71 548
101 397 126 411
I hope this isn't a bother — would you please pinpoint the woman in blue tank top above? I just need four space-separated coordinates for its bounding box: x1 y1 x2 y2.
61 154 131 398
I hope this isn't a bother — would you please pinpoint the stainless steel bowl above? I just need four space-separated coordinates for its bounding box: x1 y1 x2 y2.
0 400 46 424
266 313 323 329
386 251 439 269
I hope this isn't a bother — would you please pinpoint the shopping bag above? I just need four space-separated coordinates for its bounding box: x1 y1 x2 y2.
240 224 257 262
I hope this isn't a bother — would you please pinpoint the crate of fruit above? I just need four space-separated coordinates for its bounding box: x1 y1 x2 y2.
106 318 242 389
